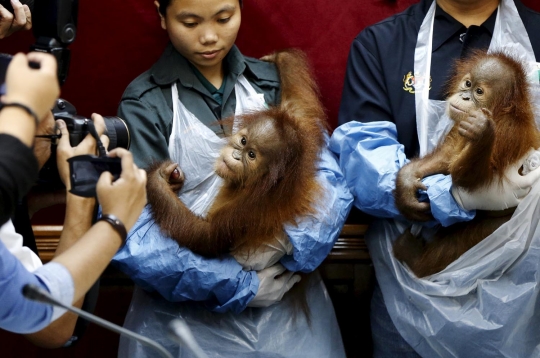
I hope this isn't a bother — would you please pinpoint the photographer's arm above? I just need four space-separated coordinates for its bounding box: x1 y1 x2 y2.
0 52 58 225
24 193 95 348
53 148 147 299
25 147 146 345
0 52 59 146
25 115 110 348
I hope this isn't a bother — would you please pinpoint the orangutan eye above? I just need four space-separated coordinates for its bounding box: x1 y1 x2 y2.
465 80 472 87
248 150 256 159
241 136 247 146
476 88 484 95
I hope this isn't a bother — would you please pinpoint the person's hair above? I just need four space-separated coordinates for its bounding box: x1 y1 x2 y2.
158 0 243 15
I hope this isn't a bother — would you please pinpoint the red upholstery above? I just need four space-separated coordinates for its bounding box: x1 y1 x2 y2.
2 0 539 128
1 0 539 224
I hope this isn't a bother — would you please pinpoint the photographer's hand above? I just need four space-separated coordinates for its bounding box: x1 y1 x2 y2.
0 0 31 39
56 114 109 190
0 52 59 146
97 148 147 232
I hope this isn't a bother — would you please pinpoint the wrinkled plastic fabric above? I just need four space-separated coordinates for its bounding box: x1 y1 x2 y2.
281 142 354 272
328 121 474 227
119 271 346 358
331 1 540 356
366 178 540 357
113 207 258 313
114 75 352 357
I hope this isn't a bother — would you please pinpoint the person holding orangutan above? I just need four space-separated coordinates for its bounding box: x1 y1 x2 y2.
112 0 353 356
330 0 540 356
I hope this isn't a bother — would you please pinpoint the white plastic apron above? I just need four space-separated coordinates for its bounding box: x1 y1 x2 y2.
168 75 266 216
415 0 540 156
368 1 540 356
121 75 346 358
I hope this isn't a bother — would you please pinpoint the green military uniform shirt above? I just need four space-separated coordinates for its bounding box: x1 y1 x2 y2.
118 43 281 168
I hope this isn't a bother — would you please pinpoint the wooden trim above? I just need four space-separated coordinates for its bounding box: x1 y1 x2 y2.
325 224 371 262
33 223 371 264
33 225 62 263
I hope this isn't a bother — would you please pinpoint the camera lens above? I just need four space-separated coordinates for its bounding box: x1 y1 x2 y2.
103 116 130 150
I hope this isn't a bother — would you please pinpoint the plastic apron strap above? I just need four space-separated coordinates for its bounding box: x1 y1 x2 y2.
490 0 540 126
232 74 267 133
414 1 436 157
414 0 538 156
489 0 537 81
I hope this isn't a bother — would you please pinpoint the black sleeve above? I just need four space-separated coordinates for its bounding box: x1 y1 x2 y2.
338 36 394 126
0 134 38 225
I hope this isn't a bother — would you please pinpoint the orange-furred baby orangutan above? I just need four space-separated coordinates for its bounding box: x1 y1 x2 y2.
393 51 540 278
145 49 326 259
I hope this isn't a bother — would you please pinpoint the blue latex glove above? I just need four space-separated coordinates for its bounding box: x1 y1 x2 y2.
329 121 474 226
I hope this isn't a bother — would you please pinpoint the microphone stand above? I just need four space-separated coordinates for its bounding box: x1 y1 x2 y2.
168 319 209 358
23 284 174 358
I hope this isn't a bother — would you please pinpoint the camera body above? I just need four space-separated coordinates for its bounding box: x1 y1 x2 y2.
52 99 131 150
35 99 130 192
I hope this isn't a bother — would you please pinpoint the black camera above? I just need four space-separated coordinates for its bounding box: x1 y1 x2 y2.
35 99 130 193
52 98 130 150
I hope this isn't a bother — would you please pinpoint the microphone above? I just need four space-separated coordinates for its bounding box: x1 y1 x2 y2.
23 284 174 358
168 319 209 358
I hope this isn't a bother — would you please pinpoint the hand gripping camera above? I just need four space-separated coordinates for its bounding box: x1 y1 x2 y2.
52 99 130 197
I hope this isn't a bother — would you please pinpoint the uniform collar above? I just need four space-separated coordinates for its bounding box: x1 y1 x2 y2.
150 43 248 88
415 0 497 53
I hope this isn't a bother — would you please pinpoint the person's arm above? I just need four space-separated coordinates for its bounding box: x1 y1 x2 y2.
53 147 147 300
0 154 144 333
0 52 59 224
24 194 94 347
280 140 354 272
0 241 58 333
25 116 125 347
0 135 38 225
333 37 474 225
118 96 172 168
113 205 259 314
0 220 42 271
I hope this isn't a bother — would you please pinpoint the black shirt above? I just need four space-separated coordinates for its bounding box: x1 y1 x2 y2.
0 134 38 225
338 0 540 157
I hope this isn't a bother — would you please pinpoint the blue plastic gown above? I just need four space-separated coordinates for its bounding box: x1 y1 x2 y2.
329 121 474 226
330 120 540 357
112 144 353 313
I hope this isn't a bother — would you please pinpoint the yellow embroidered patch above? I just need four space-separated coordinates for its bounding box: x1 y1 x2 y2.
403 72 431 93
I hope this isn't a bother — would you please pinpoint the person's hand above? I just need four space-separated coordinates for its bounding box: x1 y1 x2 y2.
452 149 540 210
96 148 147 231
233 232 293 271
3 52 59 122
56 114 110 190
0 0 31 39
247 264 300 308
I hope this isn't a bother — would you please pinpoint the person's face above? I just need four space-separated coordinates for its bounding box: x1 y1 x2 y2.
156 0 241 76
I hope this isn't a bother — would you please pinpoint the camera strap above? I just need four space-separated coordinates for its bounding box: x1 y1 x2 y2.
85 120 107 158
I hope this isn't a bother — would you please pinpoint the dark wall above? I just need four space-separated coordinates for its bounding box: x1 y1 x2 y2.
2 0 539 128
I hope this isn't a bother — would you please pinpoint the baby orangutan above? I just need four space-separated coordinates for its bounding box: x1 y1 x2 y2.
146 49 326 260
393 51 540 277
